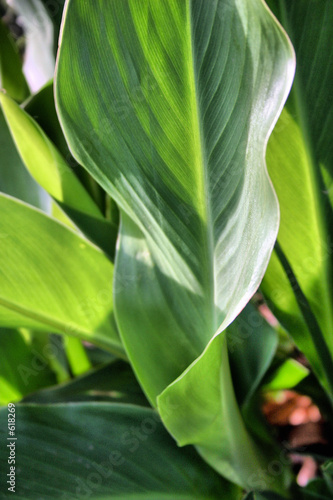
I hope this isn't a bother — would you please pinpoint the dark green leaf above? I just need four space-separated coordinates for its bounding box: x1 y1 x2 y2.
22 360 148 407
0 19 29 102
0 403 238 499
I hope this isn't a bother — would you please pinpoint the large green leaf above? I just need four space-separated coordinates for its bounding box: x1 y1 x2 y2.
0 403 238 499
56 0 293 401
0 194 124 357
262 0 333 400
0 91 117 257
55 0 294 489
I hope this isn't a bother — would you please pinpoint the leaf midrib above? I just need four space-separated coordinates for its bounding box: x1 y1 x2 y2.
187 0 216 331
0 295 125 357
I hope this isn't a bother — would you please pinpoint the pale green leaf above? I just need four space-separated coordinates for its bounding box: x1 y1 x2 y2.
64 336 92 376
158 333 291 494
263 359 309 392
0 194 124 357
0 108 48 208
0 91 117 257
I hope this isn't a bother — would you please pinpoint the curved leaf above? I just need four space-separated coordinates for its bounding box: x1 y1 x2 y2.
0 403 238 499
0 194 124 357
55 0 294 489
262 0 333 399
56 0 294 401
158 330 291 493
0 108 47 208
23 80 113 216
0 91 117 257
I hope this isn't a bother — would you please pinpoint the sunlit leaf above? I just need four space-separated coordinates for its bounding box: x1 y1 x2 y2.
0 91 117 257
0 194 124 357
262 0 333 400
0 108 48 208
55 0 294 489
263 359 309 392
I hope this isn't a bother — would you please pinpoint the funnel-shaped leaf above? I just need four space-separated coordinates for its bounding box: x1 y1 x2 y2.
158 315 290 493
55 0 294 489
56 0 293 400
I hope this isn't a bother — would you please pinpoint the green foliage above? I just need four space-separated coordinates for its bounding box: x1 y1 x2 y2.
0 403 239 499
0 0 332 498
262 0 333 402
0 194 123 356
